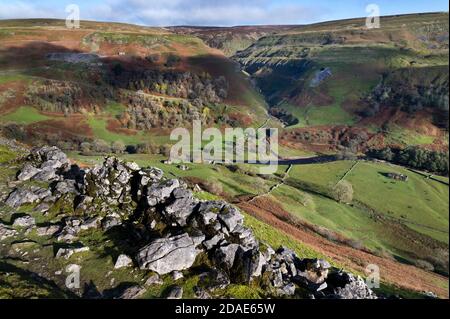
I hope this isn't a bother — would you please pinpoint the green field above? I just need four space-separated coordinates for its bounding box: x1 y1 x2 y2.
385 125 437 146
0 106 51 124
287 160 449 241
346 161 449 242
0 73 30 84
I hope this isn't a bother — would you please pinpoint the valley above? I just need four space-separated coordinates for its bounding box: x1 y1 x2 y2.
0 13 448 299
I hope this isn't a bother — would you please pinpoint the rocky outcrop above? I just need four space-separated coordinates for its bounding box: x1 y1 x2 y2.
310 68 332 87
1 146 378 299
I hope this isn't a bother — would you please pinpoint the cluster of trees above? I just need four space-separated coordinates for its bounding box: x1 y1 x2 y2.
367 83 449 115
282 127 371 153
109 68 228 104
130 142 172 156
118 91 203 130
363 69 449 129
269 107 299 126
25 79 112 114
368 146 449 176
79 139 173 156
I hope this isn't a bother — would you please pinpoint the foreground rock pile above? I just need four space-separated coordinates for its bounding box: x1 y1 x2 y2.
2 146 377 299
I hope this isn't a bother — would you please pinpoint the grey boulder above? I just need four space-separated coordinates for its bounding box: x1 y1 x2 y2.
6 187 51 208
166 286 183 299
12 215 36 228
214 244 240 270
218 205 244 232
146 179 180 206
163 188 197 226
137 233 200 275
114 254 133 269
17 163 41 181
0 223 18 240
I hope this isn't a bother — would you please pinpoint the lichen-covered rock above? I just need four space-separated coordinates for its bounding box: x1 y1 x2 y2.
0 223 18 240
54 180 78 195
25 146 69 171
33 167 57 181
17 163 41 181
55 246 90 259
137 233 200 275
232 246 265 283
214 243 240 270
162 188 198 226
277 283 296 297
83 157 137 205
218 204 244 232
325 271 377 299
297 259 331 284
166 286 183 299
146 179 180 206
36 224 61 237
6 187 51 208
12 215 36 228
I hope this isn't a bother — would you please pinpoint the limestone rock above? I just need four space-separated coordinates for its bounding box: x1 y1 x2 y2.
145 274 163 286
114 254 133 269
17 163 41 181
326 271 377 299
137 233 200 275
298 259 331 284
166 286 183 299
218 204 243 232
214 244 240 270
163 187 197 226
0 223 18 240
55 246 90 259
12 215 36 228
101 215 122 231
194 286 211 299
36 224 61 237
171 271 184 281
116 285 146 299
6 187 51 208
146 179 180 206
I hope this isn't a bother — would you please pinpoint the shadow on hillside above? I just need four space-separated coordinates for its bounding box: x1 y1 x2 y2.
0 260 79 298
0 42 81 69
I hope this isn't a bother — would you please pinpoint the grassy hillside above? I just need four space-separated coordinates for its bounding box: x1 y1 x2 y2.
0 19 272 152
233 12 449 151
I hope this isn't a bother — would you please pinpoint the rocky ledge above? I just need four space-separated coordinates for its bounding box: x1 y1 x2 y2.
1 146 376 299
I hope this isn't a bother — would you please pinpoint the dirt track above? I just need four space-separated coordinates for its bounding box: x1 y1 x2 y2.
238 197 449 298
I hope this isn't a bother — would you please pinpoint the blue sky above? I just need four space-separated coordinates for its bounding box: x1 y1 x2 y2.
0 0 448 26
